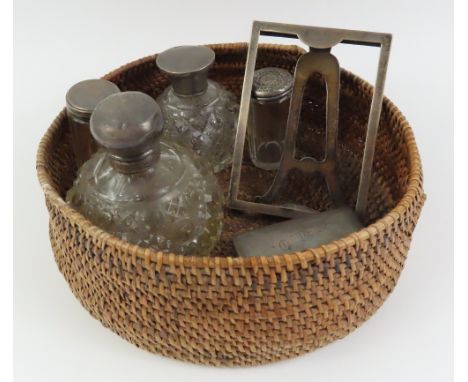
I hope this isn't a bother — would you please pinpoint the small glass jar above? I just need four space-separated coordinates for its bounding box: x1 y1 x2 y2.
66 91 224 256
247 68 293 170
156 45 239 173
66 79 120 167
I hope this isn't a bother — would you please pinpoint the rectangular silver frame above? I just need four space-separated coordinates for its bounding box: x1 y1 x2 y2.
227 21 392 219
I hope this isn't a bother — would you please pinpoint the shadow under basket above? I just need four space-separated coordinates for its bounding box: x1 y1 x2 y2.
36 43 425 366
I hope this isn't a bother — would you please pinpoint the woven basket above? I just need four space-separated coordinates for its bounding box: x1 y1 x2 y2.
36 43 425 366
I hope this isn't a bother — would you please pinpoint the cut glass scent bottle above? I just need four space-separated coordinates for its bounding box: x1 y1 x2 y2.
66 91 224 256
156 45 239 173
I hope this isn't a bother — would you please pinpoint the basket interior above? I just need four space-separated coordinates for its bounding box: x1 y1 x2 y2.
41 44 411 257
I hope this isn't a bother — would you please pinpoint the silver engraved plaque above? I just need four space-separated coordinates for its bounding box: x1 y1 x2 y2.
233 207 362 257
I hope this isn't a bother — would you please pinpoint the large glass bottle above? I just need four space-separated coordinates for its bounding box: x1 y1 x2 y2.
66 91 224 256
66 79 120 167
156 45 239 173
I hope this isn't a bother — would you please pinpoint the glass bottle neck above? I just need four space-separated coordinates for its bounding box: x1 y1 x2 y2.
109 146 160 175
171 72 209 97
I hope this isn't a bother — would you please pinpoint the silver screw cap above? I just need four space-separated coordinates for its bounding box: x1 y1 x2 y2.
66 79 120 119
156 45 215 96
90 91 163 159
252 68 293 101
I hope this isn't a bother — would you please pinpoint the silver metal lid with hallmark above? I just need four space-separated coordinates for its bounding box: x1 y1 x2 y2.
156 45 215 96
252 67 293 101
90 91 163 163
66 79 120 119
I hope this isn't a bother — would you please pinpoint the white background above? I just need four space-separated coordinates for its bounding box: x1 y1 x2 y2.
14 0 453 381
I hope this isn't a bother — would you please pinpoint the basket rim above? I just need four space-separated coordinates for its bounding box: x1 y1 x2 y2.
36 42 424 269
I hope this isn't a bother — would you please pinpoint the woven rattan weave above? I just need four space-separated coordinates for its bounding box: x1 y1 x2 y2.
36 43 425 366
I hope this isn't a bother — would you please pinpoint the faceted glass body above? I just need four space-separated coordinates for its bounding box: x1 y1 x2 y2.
247 67 293 171
157 80 239 172
67 114 98 167
247 95 291 171
66 140 224 256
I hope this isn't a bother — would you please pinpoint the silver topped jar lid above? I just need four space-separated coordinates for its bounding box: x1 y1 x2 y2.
90 91 163 163
252 68 293 101
156 45 215 96
66 79 120 119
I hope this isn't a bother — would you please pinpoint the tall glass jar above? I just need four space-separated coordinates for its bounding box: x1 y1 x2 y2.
247 68 293 170
66 91 224 256
156 45 239 173
66 79 120 167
